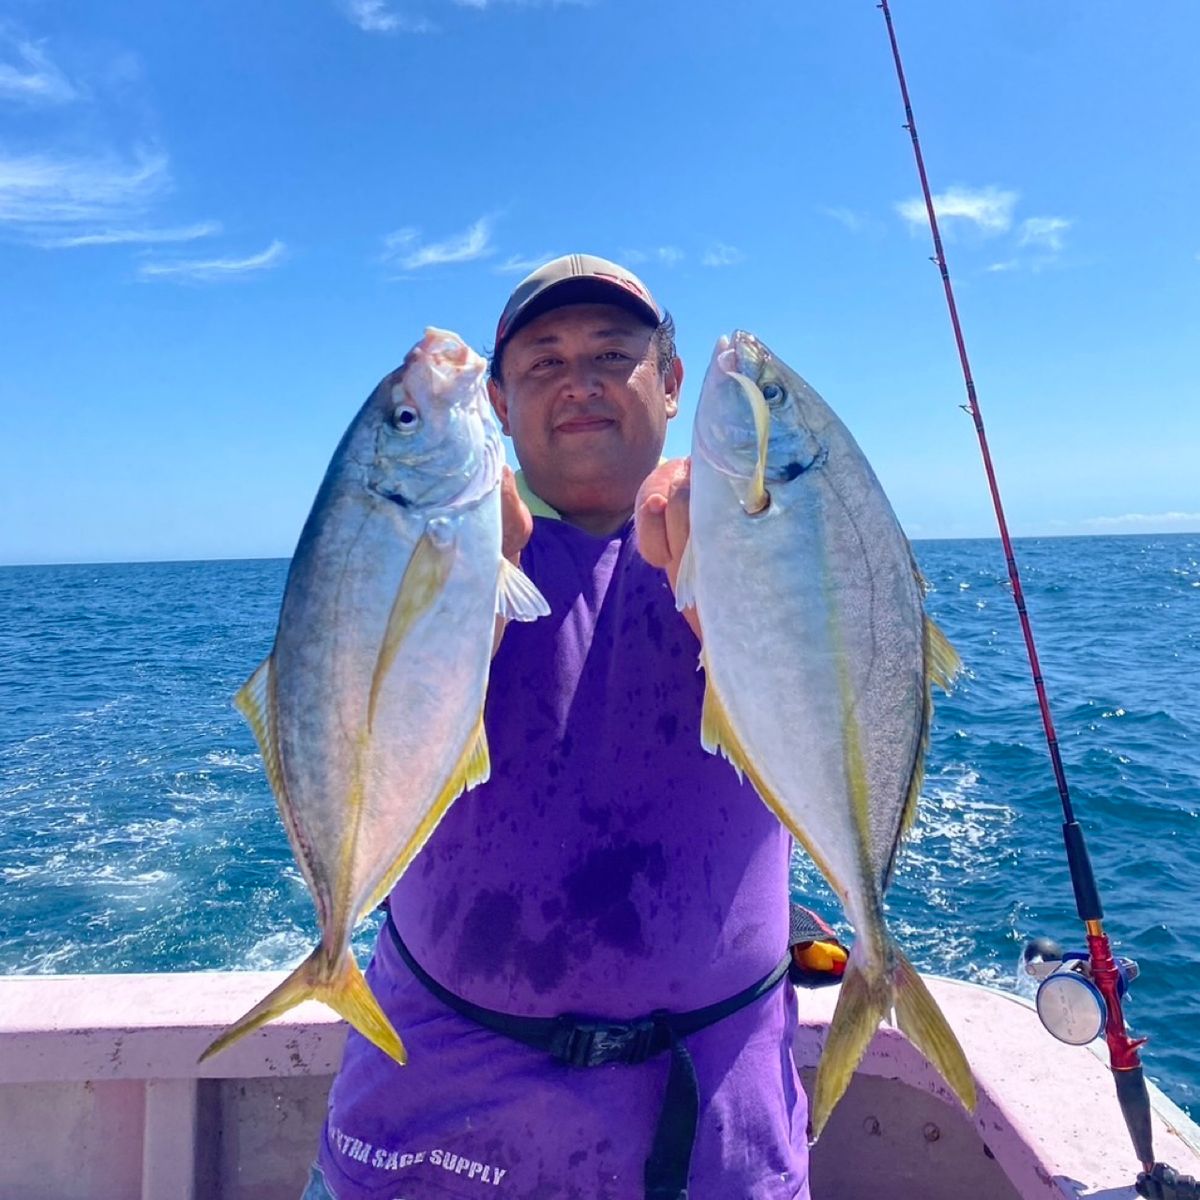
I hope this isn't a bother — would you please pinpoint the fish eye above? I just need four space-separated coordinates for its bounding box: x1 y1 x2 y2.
762 382 786 406
391 405 421 433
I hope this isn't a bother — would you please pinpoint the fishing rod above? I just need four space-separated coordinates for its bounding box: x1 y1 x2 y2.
876 5 1193 1195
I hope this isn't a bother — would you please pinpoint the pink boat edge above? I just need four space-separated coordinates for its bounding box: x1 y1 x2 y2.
2 970 1196 1199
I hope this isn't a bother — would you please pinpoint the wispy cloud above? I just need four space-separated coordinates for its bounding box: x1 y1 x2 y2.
621 246 684 268
495 251 557 274
986 259 1019 273
1082 511 1200 532
1018 215 1071 253
820 206 865 232
0 148 169 227
701 242 744 268
138 239 286 283
383 217 494 270
38 220 221 249
896 185 1018 235
340 1 436 33
0 32 77 106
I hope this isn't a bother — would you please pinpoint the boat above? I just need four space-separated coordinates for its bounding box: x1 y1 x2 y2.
2 969 1196 1199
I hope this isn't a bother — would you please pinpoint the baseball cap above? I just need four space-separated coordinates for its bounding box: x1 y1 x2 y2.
493 253 662 359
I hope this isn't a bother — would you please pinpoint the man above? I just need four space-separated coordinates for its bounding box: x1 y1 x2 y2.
306 255 811 1199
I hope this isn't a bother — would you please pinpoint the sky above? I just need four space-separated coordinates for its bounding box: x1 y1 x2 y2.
2 0 1198 564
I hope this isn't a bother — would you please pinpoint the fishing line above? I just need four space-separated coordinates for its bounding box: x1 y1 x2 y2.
876 1 1173 1187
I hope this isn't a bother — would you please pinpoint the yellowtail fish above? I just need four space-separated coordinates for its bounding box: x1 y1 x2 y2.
676 330 976 1138
200 328 548 1064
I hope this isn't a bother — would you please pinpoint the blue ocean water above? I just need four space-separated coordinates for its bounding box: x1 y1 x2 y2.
1 536 1197 1118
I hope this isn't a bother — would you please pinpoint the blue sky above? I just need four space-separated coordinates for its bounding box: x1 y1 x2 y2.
2 0 1198 564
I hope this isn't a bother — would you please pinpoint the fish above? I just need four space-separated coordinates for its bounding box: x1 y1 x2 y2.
675 329 976 1138
200 327 549 1064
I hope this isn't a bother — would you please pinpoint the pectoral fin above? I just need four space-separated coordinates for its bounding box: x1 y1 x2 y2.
368 526 457 730
497 558 550 621
674 537 697 611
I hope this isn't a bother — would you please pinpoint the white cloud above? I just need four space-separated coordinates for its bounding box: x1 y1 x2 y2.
138 240 286 282
1082 511 1200 532
621 246 684 268
701 242 744 268
384 217 493 270
341 1 436 33
0 148 169 227
495 251 558 274
0 33 77 106
896 185 1018 235
986 260 1018 273
38 220 221 249
821 206 864 232
1018 215 1070 253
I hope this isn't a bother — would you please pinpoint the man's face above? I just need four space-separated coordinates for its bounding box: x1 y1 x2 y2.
489 302 682 525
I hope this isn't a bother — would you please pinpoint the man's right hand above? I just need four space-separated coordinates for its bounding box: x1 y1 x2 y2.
500 466 532 565
493 466 533 657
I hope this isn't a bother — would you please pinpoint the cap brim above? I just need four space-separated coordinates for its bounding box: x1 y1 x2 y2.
500 276 660 348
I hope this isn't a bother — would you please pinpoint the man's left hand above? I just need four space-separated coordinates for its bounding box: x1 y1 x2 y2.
635 458 700 639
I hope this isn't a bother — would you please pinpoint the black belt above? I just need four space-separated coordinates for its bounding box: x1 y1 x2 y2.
382 906 791 1200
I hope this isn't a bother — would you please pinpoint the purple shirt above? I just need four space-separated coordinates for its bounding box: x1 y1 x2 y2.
318 517 809 1199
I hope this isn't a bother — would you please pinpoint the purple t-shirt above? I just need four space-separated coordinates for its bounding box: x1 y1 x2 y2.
318 517 809 1199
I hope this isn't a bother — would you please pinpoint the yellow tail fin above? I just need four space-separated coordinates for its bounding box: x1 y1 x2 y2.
199 945 407 1066
893 948 976 1114
809 943 890 1142
810 941 976 1142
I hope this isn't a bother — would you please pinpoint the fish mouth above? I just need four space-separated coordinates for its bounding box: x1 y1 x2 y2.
403 327 485 394
718 329 769 384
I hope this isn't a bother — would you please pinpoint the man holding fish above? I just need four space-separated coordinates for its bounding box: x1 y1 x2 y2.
290 254 815 1199
271 252 970 1199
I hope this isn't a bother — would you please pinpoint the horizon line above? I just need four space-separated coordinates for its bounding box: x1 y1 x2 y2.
2 526 1197 570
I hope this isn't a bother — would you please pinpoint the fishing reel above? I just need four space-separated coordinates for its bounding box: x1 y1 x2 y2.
1023 937 1140 1046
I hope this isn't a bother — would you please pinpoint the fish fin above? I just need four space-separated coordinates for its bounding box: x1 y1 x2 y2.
674 536 697 611
810 940 890 1142
497 558 550 622
726 370 771 514
199 945 406 1067
234 657 286 803
885 615 960 882
358 714 491 918
893 947 977 1114
368 525 457 731
925 615 961 693
699 672 744 782
234 656 325 899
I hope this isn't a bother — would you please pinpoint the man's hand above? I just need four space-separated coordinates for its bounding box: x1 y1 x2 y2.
500 465 533 565
635 457 701 640
493 466 533 657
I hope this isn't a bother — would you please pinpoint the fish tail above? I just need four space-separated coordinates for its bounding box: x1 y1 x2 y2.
809 938 977 1142
892 946 977 1115
198 945 407 1066
809 939 891 1142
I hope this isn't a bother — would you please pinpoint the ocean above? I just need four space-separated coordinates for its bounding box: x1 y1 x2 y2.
1 535 1197 1118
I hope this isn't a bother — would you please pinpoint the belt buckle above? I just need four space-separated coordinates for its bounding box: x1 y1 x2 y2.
554 1016 658 1067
